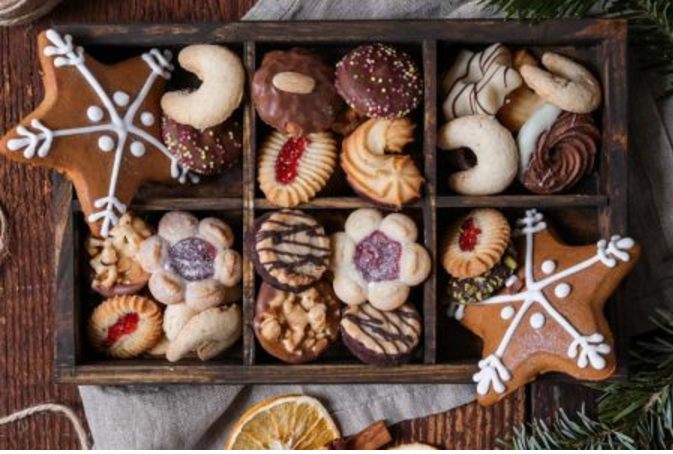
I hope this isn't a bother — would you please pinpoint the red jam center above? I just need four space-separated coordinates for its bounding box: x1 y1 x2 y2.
458 217 481 252
168 237 217 281
104 312 139 347
353 230 401 282
275 136 311 185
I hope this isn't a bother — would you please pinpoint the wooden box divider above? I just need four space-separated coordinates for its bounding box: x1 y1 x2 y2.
50 19 629 384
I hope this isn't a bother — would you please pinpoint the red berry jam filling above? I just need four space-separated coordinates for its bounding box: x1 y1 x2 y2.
353 230 401 282
104 312 139 347
458 217 481 252
168 237 217 281
275 136 311 185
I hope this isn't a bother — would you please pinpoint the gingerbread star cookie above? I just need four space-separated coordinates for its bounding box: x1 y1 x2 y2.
452 209 640 406
0 29 195 237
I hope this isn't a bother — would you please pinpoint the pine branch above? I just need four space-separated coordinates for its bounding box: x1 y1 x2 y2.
481 0 673 96
500 310 673 449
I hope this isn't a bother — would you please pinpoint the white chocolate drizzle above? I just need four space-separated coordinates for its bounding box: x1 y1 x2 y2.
6 29 197 237
458 209 634 396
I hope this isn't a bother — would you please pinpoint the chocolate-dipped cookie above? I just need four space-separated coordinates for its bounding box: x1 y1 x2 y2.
162 115 242 176
335 43 423 119
341 302 422 366
252 48 343 136
447 245 517 306
248 209 330 292
254 281 340 364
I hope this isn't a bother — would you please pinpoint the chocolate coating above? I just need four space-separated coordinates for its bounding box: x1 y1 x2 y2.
341 303 421 366
254 281 340 364
162 115 242 176
252 48 343 136
335 43 423 119
522 112 599 194
447 245 517 306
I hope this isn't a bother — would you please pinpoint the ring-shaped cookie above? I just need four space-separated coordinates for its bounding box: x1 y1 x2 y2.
437 115 518 195
139 211 242 311
331 208 431 312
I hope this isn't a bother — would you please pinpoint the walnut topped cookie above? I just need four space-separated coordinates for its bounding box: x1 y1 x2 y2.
254 281 340 364
249 209 330 292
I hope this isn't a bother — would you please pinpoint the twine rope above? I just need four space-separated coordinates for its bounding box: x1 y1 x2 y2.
0 403 89 449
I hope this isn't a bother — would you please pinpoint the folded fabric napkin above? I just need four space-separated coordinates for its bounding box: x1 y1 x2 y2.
81 0 673 448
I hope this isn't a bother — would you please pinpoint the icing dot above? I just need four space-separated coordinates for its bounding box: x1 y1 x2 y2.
113 91 130 107
529 312 545 329
541 260 556 274
140 112 155 126
505 275 519 288
98 135 115 152
130 141 146 157
87 105 103 122
500 306 515 320
554 283 571 298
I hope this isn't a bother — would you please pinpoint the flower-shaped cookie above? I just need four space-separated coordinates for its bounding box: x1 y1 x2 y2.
139 211 242 311
331 208 431 311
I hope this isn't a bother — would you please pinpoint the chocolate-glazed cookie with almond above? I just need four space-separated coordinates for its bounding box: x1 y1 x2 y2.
252 48 343 136
249 209 330 292
254 281 340 364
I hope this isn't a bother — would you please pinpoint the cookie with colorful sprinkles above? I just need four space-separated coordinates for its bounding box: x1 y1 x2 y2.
335 43 423 119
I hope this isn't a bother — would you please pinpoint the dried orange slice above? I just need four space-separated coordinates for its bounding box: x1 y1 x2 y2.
224 394 340 450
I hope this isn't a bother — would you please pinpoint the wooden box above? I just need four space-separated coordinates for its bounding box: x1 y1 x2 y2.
52 19 628 384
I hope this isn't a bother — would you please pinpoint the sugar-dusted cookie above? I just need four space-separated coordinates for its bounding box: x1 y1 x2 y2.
249 210 330 292
86 213 152 297
254 281 340 364
452 209 640 405
341 302 422 365
258 131 337 207
341 118 424 209
442 43 522 120
253 48 343 136
0 29 196 237
88 295 163 358
139 212 242 310
441 208 511 279
331 209 431 312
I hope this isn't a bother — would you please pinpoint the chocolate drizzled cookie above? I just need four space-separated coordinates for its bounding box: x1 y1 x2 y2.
341 302 422 366
249 209 330 292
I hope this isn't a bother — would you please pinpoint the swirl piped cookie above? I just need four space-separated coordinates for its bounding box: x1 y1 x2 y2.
258 131 337 207
341 118 424 208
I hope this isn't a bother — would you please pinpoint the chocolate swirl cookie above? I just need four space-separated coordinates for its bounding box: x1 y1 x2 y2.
521 112 599 194
252 48 343 136
341 302 421 366
249 209 330 292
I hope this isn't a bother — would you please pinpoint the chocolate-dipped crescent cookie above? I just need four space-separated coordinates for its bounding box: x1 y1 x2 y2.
162 115 242 176
341 302 422 366
252 48 343 136
248 209 330 292
520 111 599 194
335 43 423 119
254 281 340 364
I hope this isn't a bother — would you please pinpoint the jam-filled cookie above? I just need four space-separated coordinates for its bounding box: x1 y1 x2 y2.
442 208 511 279
254 281 340 364
253 48 343 136
88 295 163 358
258 131 337 208
336 43 422 119
138 212 242 311
341 302 422 366
249 210 330 292
331 209 431 312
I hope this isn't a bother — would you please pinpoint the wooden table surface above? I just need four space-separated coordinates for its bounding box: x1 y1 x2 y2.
0 0 586 449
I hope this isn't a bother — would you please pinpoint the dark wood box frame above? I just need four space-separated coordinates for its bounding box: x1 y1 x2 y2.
52 19 628 384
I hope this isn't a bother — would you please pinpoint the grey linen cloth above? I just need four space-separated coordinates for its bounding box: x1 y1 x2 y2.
80 0 673 449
